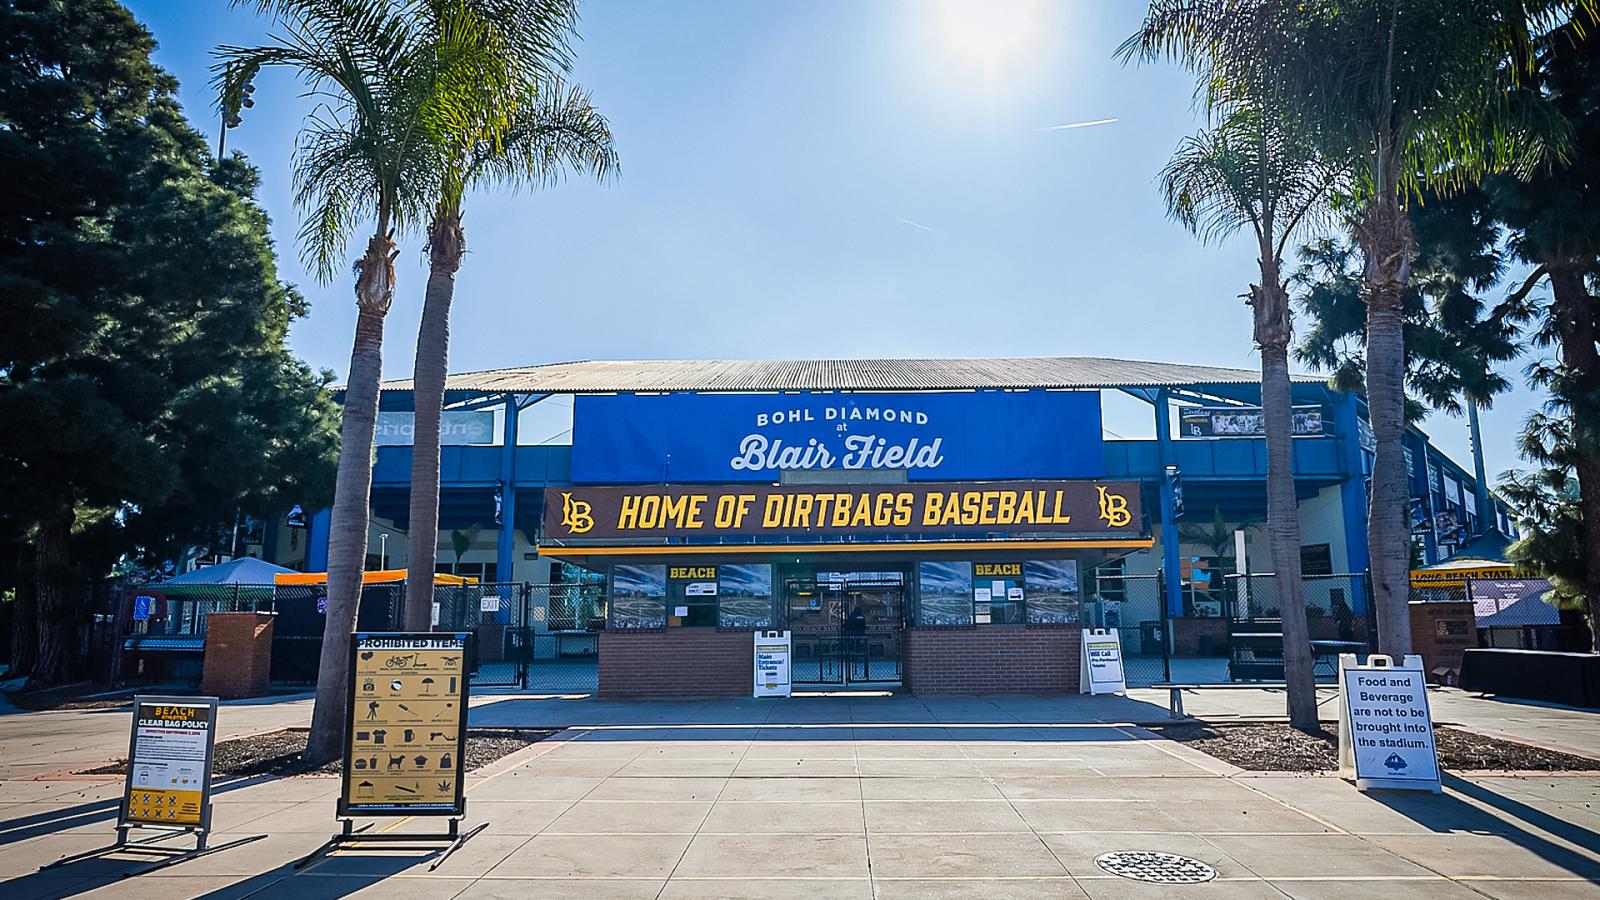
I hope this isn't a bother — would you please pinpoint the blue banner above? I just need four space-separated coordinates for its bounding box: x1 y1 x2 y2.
571 390 1103 483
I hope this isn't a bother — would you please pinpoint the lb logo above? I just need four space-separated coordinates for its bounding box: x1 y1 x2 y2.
561 492 593 534
1097 485 1131 528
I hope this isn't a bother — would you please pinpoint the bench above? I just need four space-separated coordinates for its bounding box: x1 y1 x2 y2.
1151 681 1289 718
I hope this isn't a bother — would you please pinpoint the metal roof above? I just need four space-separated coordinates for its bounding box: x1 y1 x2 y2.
377 356 1327 394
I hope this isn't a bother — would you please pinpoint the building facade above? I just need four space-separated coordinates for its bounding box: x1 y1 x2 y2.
278 357 1511 695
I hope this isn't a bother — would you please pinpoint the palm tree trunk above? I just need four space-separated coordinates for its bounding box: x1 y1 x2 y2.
404 208 466 630
1549 264 1600 649
28 502 76 687
10 543 37 678
1357 196 1414 657
1253 258 1317 730
305 233 395 765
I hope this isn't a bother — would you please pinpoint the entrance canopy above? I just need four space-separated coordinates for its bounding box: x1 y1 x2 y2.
273 569 479 586
1410 557 1520 589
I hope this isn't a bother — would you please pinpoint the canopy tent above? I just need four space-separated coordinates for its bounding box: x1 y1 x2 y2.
273 569 478 586
163 557 295 585
156 557 296 601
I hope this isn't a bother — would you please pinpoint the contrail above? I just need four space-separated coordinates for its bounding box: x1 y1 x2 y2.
1039 117 1119 131
896 217 934 233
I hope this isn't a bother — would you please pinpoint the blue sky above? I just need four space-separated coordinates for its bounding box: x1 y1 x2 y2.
125 0 1542 480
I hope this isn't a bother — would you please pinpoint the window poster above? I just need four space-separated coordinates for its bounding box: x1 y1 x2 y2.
917 561 974 625
1024 560 1080 624
610 564 666 629
719 564 775 628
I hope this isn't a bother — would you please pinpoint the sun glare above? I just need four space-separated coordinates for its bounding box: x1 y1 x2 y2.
933 0 1047 68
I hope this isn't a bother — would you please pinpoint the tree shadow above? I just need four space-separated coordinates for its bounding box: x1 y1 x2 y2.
1368 772 1600 880
0 774 281 847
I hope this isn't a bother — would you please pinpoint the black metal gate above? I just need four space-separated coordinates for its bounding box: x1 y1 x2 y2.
432 582 530 687
520 582 605 694
785 572 905 685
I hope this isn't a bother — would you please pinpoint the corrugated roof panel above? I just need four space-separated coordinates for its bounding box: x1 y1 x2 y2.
376 356 1329 394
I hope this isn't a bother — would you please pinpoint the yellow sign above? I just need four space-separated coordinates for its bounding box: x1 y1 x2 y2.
342 633 471 816
561 492 594 534
124 700 214 828
974 563 1022 577
1097 485 1132 527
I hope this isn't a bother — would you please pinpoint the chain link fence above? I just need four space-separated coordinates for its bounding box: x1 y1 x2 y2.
114 580 608 693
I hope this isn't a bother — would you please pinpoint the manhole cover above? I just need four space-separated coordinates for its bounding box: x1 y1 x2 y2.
1094 850 1218 884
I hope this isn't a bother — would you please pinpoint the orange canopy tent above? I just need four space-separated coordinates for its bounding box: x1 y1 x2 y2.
273 569 478 586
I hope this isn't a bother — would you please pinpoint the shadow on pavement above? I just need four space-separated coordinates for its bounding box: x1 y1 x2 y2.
1372 772 1600 880
0 774 279 848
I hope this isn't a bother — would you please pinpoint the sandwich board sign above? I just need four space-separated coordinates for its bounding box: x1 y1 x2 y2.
754 630 792 698
1080 628 1127 695
1338 654 1441 793
298 632 485 872
41 695 265 874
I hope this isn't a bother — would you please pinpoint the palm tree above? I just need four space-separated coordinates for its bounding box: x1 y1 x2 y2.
404 77 616 627
1127 0 1567 658
1133 81 1337 725
215 0 518 763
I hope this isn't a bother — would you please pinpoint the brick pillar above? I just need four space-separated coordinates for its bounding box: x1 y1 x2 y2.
202 612 275 698
1407 600 1476 684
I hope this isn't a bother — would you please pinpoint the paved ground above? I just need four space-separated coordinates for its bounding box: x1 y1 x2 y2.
2 693 1599 898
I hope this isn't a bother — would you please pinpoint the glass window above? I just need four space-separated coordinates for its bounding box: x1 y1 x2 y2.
718 564 775 628
973 563 1024 624
667 565 719 627
609 564 666 629
916 561 973 626
1024 560 1080 624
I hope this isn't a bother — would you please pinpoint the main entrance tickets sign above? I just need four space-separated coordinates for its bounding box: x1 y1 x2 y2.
341 633 472 817
544 480 1144 542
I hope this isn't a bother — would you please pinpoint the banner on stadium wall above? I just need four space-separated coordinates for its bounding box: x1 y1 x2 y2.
569 390 1104 483
1178 405 1325 438
542 480 1144 542
375 411 495 446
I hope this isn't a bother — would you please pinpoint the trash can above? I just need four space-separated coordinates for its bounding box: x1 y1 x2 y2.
1139 620 1164 656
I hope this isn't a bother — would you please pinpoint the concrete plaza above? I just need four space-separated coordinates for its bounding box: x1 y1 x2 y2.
0 691 1597 898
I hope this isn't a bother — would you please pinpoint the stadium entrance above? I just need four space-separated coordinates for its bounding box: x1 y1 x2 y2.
782 569 907 686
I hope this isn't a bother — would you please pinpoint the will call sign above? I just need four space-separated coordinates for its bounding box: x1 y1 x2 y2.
543 480 1144 541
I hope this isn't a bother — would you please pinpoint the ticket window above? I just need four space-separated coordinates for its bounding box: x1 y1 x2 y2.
973 563 1025 624
667 565 719 627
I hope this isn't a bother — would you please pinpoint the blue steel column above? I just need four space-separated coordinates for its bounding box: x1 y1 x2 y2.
307 508 331 572
497 394 519 608
1334 391 1371 610
1154 389 1183 617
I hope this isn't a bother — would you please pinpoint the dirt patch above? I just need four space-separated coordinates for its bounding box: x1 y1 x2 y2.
1154 721 1600 773
79 728 554 778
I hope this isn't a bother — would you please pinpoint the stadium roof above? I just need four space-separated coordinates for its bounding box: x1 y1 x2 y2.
376 356 1328 394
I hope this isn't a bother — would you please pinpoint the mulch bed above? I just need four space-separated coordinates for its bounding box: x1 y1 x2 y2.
1154 721 1600 773
79 728 554 778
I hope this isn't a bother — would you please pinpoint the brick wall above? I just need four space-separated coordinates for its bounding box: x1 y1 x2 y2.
1170 617 1227 656
1408 600 1477 682
902 627 1082 694
201 612 274 699
599 630 751 698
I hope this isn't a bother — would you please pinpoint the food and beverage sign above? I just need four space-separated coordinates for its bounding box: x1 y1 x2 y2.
544 480 1143 543
122 696 219 829
1340 657 1440 793
341 633 472 817
570 390 1104 483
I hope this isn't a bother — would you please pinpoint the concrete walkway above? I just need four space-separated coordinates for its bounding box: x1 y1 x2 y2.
2 696 1599 898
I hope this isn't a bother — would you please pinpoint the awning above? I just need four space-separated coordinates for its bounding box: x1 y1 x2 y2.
273 569 479 586
1410 558 1520 588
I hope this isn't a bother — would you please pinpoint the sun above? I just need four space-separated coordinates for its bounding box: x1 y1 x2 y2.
933 0 1047 68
